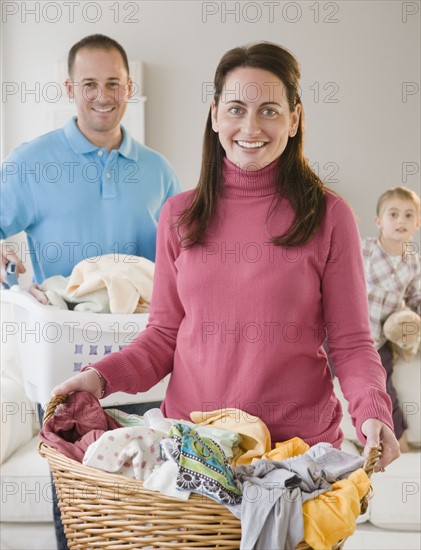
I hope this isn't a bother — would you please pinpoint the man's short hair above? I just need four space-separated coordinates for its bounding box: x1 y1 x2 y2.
68 34 130 77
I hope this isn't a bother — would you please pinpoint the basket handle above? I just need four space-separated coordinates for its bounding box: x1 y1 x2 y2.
359 445 382 514
42 394 68 426
363 445 382 478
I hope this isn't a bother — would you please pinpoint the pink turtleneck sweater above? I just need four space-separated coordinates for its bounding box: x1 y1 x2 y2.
90 158 393 447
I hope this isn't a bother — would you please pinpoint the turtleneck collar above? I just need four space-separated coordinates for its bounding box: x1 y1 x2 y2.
222 156 278 197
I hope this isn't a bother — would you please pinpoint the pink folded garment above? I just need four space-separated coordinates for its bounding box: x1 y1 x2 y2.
40 391 121 462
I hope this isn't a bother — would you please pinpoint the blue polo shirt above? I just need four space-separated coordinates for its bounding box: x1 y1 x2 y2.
0 118 181 283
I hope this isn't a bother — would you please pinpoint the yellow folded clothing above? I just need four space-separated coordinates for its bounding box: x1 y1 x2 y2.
302 468 371 550
257 437 309 463
190 408 271 466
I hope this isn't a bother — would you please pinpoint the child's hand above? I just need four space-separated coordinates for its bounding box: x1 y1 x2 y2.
52 369 105 399
361 418 400 471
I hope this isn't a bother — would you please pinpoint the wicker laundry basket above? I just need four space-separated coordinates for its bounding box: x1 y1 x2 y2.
39 395 381 550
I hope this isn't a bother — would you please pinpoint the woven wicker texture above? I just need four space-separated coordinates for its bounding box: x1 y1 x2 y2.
39 395 380 549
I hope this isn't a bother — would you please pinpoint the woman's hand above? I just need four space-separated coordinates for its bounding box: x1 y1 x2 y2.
52 369 105 399
361 418 401 471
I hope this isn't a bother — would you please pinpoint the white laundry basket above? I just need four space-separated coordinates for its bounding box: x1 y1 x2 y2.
1 287 169 407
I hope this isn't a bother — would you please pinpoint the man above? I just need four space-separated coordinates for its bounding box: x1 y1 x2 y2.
1 34 180 282
0 34 181 549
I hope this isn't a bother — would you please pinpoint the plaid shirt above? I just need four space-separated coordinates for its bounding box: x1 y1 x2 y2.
362 237 420 349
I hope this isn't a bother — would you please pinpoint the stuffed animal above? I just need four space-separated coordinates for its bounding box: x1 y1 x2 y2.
383 309 420 362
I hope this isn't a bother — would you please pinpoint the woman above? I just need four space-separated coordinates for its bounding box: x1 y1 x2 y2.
54 42 399 470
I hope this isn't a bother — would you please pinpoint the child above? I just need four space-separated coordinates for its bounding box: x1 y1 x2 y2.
362 187 420 451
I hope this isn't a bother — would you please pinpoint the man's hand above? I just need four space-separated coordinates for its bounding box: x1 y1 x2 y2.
361 418 401 471
1 243 26 283
52 369 104 399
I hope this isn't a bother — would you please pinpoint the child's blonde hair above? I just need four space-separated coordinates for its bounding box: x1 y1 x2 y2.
376 187 420 217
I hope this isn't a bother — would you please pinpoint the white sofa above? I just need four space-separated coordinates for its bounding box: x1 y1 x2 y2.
1 302 420 549
339 355 421 549
1 301 57 549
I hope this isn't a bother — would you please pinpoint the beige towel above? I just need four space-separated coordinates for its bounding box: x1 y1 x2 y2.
66 254 155 314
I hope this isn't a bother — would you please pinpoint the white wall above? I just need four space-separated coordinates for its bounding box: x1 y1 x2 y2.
1 0 420 247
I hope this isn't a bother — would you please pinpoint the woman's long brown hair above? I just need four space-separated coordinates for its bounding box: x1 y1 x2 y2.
177 42 326 248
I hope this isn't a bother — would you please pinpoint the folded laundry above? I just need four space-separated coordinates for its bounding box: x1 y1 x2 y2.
105 410 242 461
105 408 148 427
180 419 242 461
39 391 121 462
281 447 364 483
67 253 154 313
190 408 271 465
162 423 242 506
302 468 371 549
83 426 164 480
39 275 110 313
312 447 364 481
305 442 333 459
256 436 310 463
234 455 332 550
143 460 191 500
32 254 154 313
233 444 366 550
